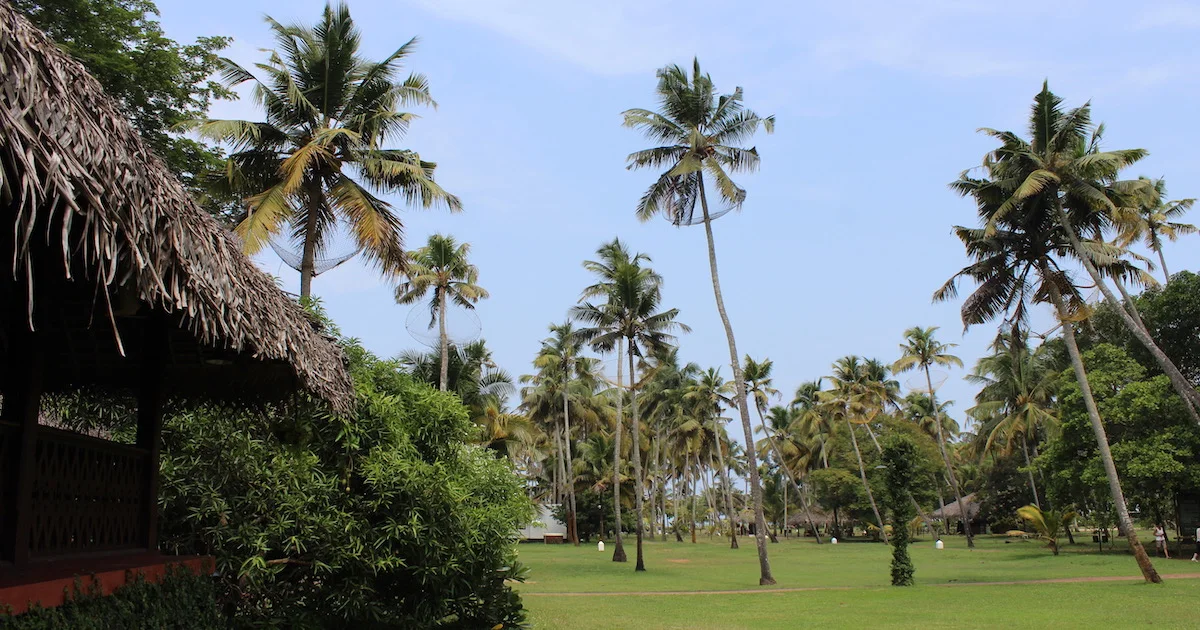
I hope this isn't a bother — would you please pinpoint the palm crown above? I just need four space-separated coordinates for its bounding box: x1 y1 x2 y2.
193 3 460 296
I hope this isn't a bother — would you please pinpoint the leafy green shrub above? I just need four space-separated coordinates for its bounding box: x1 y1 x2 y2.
158 338 533 628
882 435 917 586
1 567 221 629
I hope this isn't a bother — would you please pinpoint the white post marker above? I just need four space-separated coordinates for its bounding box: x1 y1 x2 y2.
598 540 605 552
831 537 838 545
935 539 944 550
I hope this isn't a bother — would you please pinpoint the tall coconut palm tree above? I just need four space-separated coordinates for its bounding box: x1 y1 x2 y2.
192 3 460 297
822 356 888 543
892 326 972 548
574 252 687 572
530 321 598 545
574 239 655 562
1115 178 1195 285
685 368 740 549
966 329 1057 509
395 234 488 391
624 57 778 585
937 138 1162 582
976 83 1200 427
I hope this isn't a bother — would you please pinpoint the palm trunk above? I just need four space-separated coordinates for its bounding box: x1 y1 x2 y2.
713 436 739 549
1052 201 1200 426
612 339 627 562
927 365 974 548
298 184 322 299
1156 245 1171 285
697 179 774 585
848 419 888 543
1045 262 1161 583
627 348 647 571
674 464 684 542
563 385 579 545
1021 434 1041 510
689 451 697 544
934 476 947 537
437 288 450 391
702 451 717 538
754 407 823 544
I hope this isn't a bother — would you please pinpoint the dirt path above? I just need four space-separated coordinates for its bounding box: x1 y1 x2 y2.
521 573 1200 597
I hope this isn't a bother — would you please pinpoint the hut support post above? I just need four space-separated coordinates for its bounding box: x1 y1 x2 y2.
2 329 44 565
137 317 166 552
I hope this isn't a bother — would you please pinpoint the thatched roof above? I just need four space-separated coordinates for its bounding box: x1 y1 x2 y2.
0 3 353 412
930 493 981 521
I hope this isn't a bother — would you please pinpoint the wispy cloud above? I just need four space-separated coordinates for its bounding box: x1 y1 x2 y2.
1135 2 1200 30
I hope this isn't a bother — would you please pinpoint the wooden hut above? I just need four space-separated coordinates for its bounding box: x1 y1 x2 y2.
930 493 982 532
0 1 353 612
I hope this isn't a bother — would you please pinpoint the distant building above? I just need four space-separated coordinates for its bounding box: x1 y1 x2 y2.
519 503 567 541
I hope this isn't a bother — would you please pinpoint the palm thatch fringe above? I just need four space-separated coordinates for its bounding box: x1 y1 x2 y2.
0 2 353 412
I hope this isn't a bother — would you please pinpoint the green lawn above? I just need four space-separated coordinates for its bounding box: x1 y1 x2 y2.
516 534 1199 628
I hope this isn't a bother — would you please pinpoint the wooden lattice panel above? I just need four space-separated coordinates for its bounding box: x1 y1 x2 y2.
28 429 147 557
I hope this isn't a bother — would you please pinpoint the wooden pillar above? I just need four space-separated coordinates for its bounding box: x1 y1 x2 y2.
137 316 166 553
1 328 44 565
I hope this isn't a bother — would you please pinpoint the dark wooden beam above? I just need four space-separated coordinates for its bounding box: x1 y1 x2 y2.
137 315 167 552
1 327 44 565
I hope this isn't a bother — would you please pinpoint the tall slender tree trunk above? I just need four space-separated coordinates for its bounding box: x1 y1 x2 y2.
563 385 579 545
689 452 697 544
628 348 647 571
1045 263 1161 583
438 288 450 391
934 476 947 537
1021 434 1041 510
926 365 973 548
697 180 774 585
612 339 627 562
1156 246 1171 285
1053 202 1200 425
298 185 322 299
674 464 684 542
710 429 739 547
847 419 888 543
657 433 668 542
754 407 823 544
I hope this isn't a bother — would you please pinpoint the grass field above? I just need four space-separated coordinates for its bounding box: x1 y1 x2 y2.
516 534 1200 628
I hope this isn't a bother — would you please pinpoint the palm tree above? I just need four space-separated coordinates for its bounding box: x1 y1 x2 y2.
399 339 514 419
967 329 1057 509
685 368 740 549
192 3 460 297
938 129 1162 582
574 249 687 571
573 239 652 562
822 356 888 543
976 83 1200 427
892 326 972 548
530 321 598 546
395 234 488 391
1115 178 1195 285
1017 505 1078 556
624 57 777 585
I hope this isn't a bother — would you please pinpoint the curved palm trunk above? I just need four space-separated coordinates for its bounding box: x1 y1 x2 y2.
1045 264 1161 583
1053 202 1200 426
697 180 775 585
847 419 888 543
1156 245 1171 285
299 184 322 299
627 348 647 571
612 339 627 562
674 463 684 542
926 365 974 548
563 386 579 546
712 436 739 549
754 408 823 544
1021 434 1041 510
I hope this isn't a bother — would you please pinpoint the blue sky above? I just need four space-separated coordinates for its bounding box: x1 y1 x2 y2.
160 0 1200 431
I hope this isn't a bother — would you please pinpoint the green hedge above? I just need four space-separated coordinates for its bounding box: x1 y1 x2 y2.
1 567 223 629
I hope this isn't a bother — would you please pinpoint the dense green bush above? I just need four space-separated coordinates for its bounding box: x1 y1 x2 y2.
1 567 221 629
882 435 917 586
158 338 534 628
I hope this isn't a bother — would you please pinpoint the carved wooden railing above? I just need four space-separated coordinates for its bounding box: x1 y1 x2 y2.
27 426 148 558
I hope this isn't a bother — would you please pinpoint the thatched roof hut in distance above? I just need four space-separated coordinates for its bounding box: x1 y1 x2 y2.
0 1 354 610
931 493 981 521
